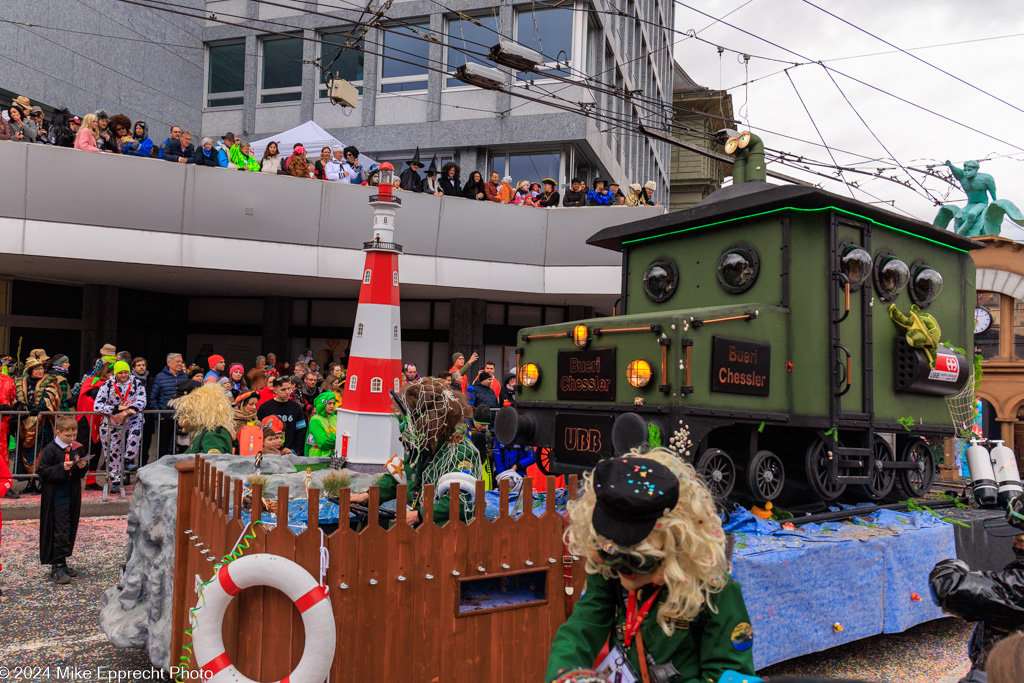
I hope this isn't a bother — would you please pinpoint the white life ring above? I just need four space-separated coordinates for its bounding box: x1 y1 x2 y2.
192 553 335 683
435 471 478 502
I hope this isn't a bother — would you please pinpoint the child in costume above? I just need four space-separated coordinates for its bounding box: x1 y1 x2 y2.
261 416 294 455
547 448 756 683
350 377 482 526
37 415 89 585
94 360 147 493
305 392 337 459
169 380 235 454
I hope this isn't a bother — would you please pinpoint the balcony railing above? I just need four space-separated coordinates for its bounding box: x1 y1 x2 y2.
363 240 403 252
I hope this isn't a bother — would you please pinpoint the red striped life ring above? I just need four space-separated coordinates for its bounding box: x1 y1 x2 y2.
192 553 335 682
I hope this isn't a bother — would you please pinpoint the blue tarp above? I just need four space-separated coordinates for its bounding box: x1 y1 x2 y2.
728 506 957 669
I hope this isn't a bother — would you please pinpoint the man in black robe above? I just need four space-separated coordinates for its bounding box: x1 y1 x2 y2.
38 415 89 584
400 147 424 193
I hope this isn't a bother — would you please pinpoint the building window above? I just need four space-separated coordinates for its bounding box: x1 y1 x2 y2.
357 322 364 337
320 31 364 98
364 269 372 284
207 42 245 107
977 291 1001 360
393 325 399 339
490 151 562 187
349 375 358 391
371 377 383 393
445 14 500 88
380 23 430 93
393 271 399 286
515 7 575 80
1016 298 1024 360
260 36 303 103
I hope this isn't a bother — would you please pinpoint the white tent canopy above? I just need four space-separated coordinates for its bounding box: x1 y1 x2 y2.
250 120 376 169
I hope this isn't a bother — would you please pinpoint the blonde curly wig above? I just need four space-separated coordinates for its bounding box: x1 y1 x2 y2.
565 447 729 635
169 383 235 434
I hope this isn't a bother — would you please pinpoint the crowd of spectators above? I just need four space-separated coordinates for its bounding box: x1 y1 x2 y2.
3 341 525 499
0 95 660 207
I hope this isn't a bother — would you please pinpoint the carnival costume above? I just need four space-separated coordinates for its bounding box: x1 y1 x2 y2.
305 391 337 459
169 380 235 455
94 361 147 486
377 377 483 524
547 449 756 683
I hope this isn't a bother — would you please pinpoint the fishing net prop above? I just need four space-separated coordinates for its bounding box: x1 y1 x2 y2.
392 378 482 513
945 361 977 472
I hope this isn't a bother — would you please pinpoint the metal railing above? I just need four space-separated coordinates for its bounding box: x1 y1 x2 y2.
4 409 179 501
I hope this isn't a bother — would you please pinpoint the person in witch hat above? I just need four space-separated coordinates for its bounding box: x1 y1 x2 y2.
423 155 442 195
400 146 425 193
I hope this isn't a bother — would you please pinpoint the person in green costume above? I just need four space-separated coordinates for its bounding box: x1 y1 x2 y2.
350 377 481 526
547 448 756 683
228 141 261 172
170 380 235 454
305 391 337 458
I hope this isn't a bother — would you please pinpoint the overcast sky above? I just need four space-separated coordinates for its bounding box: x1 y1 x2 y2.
672 0 1024 240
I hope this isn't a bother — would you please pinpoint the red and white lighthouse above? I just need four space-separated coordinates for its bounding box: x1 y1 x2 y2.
337 163 404 466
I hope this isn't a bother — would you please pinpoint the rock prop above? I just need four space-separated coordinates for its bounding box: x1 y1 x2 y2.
99 453 375 669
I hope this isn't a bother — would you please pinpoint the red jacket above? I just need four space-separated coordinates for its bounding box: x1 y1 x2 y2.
484 181 501 203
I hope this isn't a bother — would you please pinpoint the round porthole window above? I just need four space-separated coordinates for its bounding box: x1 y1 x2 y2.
909 262 943 308
642 258 679 303
717 245 759 294
873 252 910 302
839 244 872 289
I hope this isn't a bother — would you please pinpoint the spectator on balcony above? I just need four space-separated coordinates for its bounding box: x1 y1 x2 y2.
484 171 502 202
0 114 9 141
214 133 237 169
325 146 346 182
259 142 283 174
48 109 75 148
587 178 614 206
120 121 153 157
157 125 181 159
229 141 260 172
164 130 194 164
423 157 442 196
28 106 46 144
563 177 586 207
342 146 364 184
193 138 217 166
498 176 515 204
363 164 380 187
400 147 425 193
608 181 625 206
463 171 486 201
439 162 462 197
537 178 560 207
74 114 100 152
642 180 659 206
94 111 119 153
512 180 536 206
287 146 313 178
314 146 331 180
7 103 34 142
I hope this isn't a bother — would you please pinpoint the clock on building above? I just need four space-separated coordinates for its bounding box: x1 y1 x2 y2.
974 306 993 334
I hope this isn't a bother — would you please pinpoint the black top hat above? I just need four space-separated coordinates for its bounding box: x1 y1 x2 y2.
407 146 422 167
425 154 438 176
175 378 202 397
592 457 680 547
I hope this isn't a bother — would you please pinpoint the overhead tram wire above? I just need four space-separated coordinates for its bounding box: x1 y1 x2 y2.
784 69 854 198
800 0 1024 119
672 0 1024 154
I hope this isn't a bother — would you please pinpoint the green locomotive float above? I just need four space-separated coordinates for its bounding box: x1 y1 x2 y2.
495 157 982 505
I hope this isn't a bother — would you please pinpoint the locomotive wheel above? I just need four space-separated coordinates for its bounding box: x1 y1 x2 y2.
534 448 552 476
745 450 785 501
805 434 847 502
696 448 736 500
857 436 896 501
897 437 936 498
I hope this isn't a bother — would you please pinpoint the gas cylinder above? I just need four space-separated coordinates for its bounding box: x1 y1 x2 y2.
989 440 1023 507
966 439 998 508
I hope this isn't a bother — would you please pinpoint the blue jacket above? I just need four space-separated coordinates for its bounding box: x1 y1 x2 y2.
586 189 613 206
150 367 182 412
158 137 171 159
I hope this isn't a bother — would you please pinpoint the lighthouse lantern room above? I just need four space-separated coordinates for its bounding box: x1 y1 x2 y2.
337 163 404 466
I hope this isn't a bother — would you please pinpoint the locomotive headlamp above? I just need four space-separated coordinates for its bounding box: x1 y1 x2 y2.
873 252 910 302
572 324 589 349
909 262 943 308
643 258 679 303
519 363 540 387
717 244 759 294
626 359 652 388
840 245 872 289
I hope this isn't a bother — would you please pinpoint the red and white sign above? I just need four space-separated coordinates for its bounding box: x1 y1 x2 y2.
928 353 960 382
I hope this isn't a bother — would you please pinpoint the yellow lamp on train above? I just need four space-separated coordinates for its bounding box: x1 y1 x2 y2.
520 363 540 387
627 359 652 388
572 324 589 349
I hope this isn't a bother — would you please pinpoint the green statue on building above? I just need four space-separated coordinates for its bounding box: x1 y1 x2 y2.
933 160 1024 237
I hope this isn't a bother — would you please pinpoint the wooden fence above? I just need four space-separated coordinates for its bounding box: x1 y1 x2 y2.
169 456 585 682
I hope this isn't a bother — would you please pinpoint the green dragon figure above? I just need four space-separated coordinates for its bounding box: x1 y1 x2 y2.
889 304 941 367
